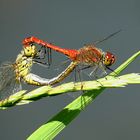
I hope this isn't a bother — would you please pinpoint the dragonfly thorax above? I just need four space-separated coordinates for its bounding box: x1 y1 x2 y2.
76 45 103 65
15 58 33 80
14 48 34 81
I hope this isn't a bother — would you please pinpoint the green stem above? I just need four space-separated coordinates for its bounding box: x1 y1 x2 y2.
27 51 140 140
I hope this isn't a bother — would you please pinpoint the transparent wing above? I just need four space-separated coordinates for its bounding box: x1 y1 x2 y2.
78 62 107 79
0 62 22 100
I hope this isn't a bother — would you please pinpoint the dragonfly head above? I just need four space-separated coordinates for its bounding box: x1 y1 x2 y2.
23 44 37 57
103 51 116 66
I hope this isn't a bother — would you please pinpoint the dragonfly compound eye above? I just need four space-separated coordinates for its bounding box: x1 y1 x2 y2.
24 45 37 57
103 52 116 66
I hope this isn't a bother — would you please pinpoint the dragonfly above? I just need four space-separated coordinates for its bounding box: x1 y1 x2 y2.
22 31 120 79
0 44 76 100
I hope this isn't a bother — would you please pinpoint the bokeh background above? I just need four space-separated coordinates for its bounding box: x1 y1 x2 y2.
0 0 140 140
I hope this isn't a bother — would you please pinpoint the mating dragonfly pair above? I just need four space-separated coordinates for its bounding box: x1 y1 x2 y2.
0 31 119 100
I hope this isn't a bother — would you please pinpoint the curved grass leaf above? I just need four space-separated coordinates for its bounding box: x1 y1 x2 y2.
27 51 140 140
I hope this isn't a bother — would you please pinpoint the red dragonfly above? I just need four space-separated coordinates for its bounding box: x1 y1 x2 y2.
23 31 120 78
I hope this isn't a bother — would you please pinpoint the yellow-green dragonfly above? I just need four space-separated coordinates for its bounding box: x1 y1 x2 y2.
0 44 76 100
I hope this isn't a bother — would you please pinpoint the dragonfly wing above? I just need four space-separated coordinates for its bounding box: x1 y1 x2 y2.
78 62 107 79
0 62 22 100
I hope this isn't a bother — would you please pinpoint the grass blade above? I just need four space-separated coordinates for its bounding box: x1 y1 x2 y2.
27 51 140 140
